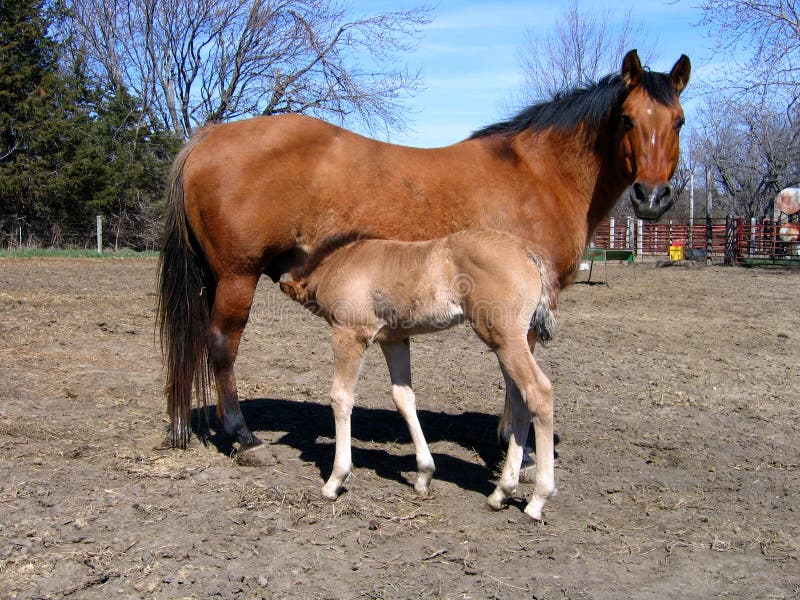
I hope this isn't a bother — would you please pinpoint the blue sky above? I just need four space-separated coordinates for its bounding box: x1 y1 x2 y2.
355 0 721 147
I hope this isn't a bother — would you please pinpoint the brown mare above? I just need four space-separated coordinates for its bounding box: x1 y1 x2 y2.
278 229 559 519
158 50 690 466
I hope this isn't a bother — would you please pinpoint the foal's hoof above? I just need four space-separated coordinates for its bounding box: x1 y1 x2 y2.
486 489 507 511
414 481 431 496
523 503 545 522
523 491 554 522
320 484 339 501
236 444 278 466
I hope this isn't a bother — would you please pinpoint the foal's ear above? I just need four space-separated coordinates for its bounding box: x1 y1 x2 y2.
621 49 642 88
670 54 691 95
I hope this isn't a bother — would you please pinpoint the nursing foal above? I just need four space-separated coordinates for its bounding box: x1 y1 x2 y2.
279 228 559 520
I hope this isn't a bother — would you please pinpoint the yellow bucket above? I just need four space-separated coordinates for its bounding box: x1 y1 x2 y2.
669 245 685 261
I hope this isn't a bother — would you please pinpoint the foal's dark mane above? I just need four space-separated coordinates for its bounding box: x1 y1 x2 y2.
470 71 678 139
291 231 374 279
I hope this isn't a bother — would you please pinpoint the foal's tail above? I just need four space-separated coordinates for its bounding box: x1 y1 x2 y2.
157 132 215 448
527 250 558 345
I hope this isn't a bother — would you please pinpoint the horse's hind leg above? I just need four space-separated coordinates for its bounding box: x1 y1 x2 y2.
498 387 536 482
207 275 266 460
489 339 556 520
380 339 435 495
321 328 366 500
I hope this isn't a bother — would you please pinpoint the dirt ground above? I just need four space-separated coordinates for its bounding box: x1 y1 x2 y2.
1 257 798 599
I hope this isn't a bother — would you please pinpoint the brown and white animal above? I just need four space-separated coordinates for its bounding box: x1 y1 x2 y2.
279 228 559 520
157 50 690 473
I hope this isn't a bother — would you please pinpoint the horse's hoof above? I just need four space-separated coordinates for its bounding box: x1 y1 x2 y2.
236 444 278 466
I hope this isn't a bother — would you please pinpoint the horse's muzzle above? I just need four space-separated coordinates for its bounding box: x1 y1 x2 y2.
629 182 674 221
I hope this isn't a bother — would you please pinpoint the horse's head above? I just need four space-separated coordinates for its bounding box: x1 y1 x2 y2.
617 50 690 221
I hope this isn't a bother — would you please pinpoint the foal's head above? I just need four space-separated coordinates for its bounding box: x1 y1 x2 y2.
616 49 691 220
279 277 309 303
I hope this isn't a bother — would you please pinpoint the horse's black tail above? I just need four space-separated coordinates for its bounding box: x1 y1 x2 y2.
157 133 215 448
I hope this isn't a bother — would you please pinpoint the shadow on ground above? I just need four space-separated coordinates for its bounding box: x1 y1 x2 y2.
194 398 510 495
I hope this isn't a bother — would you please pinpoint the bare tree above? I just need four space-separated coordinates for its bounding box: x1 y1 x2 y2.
698 0 800 105
518 0 649 101
695 1 800 219
68 0 430 138
693 97 800 219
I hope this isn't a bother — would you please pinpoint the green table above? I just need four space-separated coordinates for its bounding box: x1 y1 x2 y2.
582 248 636 285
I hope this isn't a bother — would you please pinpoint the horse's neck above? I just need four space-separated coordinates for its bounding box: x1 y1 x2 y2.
510 127 629 280
527 126 625 219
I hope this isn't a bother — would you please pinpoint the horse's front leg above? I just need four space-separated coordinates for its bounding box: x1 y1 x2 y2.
207 276 270 463
321 329 366 500
380 338 435 495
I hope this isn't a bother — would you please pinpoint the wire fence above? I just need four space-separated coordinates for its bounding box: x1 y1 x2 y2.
5 214 799 265
2 213 162 252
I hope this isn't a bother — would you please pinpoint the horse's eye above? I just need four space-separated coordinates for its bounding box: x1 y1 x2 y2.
675 117 686 131
622 115 635 130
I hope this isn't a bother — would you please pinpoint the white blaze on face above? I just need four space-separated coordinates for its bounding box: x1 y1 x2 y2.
646 107 657 148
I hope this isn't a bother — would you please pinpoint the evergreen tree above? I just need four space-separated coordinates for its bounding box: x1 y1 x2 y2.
0 0 179 248
0 0 64 242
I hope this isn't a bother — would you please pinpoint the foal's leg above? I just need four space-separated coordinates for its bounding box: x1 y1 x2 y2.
207 275 266 460
499 385 536 482
487 368 530 510
321 329 366 500
488 339 556 520
380 339 435 495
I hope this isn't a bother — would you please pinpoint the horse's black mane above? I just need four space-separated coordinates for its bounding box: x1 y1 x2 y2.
469 70 678 139
291 230 374 279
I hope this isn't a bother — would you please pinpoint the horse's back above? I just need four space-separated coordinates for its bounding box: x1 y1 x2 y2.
178 115 354 271
175 115 552 280
178 115 477 272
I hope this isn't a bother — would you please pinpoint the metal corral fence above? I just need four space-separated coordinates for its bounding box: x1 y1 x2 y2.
591 217 800 265
730 217 800 266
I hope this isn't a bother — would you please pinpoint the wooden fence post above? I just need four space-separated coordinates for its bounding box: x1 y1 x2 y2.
96 215 103 254
609 217 615 249
637 219 644 256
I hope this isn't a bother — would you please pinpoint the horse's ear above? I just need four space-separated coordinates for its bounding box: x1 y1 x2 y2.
621 49 642 89
670 54 691 95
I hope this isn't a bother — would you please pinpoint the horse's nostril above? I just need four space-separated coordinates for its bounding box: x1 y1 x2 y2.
632 182 645 199
659 185 672 201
